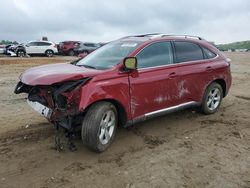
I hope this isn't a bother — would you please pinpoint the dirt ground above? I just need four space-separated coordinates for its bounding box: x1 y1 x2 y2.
0 53 249 188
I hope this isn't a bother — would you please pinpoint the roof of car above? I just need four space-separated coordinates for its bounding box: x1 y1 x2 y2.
62 41 81 43
119 33 206 43
28 40 53 43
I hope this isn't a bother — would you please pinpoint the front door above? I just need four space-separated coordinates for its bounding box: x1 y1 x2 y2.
129 41 179 119
25 42 38 54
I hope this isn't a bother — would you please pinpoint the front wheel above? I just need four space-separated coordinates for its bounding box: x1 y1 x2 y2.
17 50 25 57
81 102 117 152
201 82 223 114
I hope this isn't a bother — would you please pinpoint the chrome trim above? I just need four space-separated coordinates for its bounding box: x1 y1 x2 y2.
125 101 200 127
145 101 198 117
133 41 219 72
137 54 219 72
138 63 175 71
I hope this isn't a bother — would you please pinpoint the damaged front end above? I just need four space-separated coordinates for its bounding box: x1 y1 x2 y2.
14 78 91 151
15 78 90 128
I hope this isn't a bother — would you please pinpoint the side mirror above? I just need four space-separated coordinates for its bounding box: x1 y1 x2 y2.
124 57 137 70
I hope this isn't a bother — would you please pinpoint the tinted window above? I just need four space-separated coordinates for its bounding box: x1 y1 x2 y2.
37 42 51 46
63 42 71 45
84 43 95 47
175 42 203 63
27 42 37 46
202 47 216 59
136 42 173 69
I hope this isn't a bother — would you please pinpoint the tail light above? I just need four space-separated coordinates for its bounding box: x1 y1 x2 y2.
53 44 57 48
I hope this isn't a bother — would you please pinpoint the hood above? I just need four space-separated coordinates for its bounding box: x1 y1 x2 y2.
21 63 101 85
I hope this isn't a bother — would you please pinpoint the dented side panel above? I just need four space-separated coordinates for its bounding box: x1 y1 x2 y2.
128 65 180 118
176 56 231 103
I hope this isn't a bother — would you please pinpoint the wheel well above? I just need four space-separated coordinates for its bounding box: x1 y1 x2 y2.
84 99 127 127
213 79 226 97
16 49 25 53
45 49 53 53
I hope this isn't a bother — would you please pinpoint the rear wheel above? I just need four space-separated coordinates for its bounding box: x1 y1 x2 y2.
68 49 75 56
201 82 223 114
82 50 89 55
81 102 117 152
45 50 54 57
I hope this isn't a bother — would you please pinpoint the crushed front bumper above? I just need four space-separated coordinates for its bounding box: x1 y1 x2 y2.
27 99 52 119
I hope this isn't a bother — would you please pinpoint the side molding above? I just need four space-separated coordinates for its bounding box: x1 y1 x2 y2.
125 101 199 127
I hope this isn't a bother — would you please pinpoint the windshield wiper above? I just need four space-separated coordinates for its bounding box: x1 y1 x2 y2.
79 64 97 69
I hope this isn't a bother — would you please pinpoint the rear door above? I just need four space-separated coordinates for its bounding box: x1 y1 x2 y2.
37 42 51 53
173 41 216 104
129 41 180 118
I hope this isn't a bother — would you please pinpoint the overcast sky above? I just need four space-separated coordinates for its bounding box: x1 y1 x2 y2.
0 0 249 44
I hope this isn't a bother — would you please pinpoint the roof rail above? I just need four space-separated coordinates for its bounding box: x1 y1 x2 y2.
119 34 204 41
161 35 204 40
120 33 163 39
133 33 162 37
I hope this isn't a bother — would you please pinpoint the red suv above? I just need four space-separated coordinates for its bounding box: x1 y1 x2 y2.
15 34 232 152
58 41 81 56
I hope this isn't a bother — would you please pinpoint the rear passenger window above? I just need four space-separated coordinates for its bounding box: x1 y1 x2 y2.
136 42 173 69
38 42 51 46
202 47 217 59
175 42 203 63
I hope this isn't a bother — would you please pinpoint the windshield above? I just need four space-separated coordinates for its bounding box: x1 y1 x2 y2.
76 41 141 70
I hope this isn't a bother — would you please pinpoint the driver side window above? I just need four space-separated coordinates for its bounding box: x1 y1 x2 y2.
136 42 173 69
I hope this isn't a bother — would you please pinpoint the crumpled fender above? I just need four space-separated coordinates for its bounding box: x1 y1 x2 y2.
78 74 132 120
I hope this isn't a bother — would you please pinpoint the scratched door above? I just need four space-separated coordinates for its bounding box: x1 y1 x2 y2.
129 41 179 119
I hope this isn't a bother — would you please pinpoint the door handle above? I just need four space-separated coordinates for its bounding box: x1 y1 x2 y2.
168 72 177 79
206 66 213 72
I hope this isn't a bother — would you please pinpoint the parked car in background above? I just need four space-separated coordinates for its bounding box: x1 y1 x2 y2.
0 45 5 54
23 41 58 57
6 44 26 57
14 33 232 152
58 41 81 56
78 52 89 58
73 42 100 55
7 41 57 57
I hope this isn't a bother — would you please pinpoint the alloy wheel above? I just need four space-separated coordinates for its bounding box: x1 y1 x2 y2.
99 110 116 145
207 88 221 111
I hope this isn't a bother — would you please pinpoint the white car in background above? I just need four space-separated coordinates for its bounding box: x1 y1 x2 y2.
23 41 58 57
0 45 5 54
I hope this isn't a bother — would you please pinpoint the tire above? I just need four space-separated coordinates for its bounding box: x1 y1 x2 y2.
68 49 75 56
45 50 54 57
201 82 223 114
81 102 117 152
82 50 89 55
17 50 25 57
